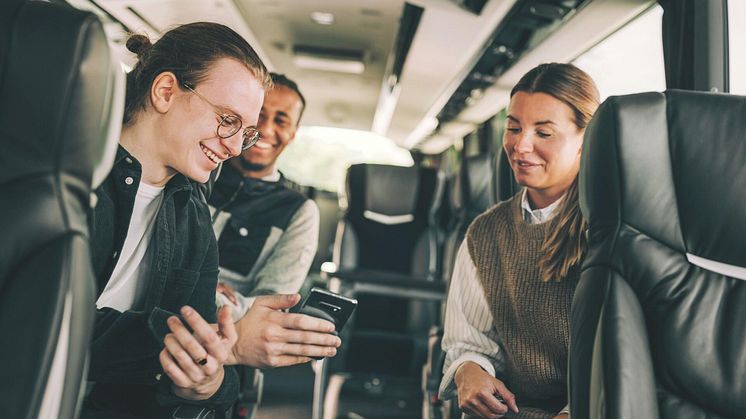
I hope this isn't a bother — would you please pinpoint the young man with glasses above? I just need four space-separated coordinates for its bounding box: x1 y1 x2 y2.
85 24 339 419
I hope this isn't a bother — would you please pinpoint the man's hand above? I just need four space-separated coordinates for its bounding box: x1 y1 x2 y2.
231 294 341 368
159 306 236 400
454 361 519 418
216 282 237 305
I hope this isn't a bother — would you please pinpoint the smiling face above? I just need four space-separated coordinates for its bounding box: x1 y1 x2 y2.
155 58 265 183
503 91 584 207
232 84 303 177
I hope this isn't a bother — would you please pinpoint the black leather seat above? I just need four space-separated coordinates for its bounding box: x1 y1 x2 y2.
442 150 518 281
317 163 445 417
570 90 746 419
0 1 122 417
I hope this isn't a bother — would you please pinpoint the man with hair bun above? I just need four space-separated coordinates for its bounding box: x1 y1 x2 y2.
84 22 340 419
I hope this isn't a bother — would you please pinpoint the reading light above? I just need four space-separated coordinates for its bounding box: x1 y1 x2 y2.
311 11 335 25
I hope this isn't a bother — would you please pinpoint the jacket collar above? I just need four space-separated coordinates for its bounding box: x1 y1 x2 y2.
115 145 193 199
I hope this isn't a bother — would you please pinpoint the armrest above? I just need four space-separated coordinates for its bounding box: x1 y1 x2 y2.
328 268 446 301
424 327 446 393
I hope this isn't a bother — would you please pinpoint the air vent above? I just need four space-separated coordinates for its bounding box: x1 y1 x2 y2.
436 0 590 124
292 44 366 74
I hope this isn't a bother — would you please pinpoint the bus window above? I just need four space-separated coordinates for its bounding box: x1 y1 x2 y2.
278 127 413 193
572 5 665 100
728 0 746 94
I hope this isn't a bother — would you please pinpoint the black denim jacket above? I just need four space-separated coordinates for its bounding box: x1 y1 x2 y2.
84 146 238 418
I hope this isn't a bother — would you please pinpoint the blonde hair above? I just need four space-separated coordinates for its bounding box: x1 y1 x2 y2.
509 63 600 281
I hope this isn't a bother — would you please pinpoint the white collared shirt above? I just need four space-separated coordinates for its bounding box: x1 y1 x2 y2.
521 188 563 224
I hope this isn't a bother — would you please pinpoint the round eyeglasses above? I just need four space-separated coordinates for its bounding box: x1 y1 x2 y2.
182 83 260 151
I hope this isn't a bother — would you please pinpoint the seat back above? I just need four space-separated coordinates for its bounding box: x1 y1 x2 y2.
312 190 342 272
442 149 519 280
336 163 441 277
496 145 520 202
333 163 443 375
0 1 122 417
442 153 497 280
570 90 746 419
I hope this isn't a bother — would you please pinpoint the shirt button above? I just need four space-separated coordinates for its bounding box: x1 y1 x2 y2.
239 227 249 237
155 373 162 381
112 250 118 259
124 156 133 164
124 176 134 185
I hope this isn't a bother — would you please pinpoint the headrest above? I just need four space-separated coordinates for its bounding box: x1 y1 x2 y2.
0 1 120 191
496 147 520 202
581 90 746 268
346 164 439 225
453 154 496 216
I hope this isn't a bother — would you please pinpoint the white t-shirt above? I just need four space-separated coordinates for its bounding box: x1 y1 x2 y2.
96 181 165 312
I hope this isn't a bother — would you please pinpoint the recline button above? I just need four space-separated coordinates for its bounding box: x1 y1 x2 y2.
124 176 134 185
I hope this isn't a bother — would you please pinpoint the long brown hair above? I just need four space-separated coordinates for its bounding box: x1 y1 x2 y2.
509 63 599 281
123 22 272 125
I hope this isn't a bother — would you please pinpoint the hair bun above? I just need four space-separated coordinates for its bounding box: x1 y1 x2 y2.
126 34 153 57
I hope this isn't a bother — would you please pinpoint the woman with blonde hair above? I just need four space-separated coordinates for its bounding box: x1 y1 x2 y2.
439 62 600 419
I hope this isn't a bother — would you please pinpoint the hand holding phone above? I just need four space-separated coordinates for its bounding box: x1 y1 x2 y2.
294 287 357 336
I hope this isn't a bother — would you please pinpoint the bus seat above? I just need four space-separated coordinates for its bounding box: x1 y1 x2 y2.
0 1 123 418
443 153 497 280
319 163 445 416
570 90 746 419
496 144 521 203
311 189 342 273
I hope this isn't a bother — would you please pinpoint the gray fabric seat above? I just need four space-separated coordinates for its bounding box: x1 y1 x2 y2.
570 90 746 419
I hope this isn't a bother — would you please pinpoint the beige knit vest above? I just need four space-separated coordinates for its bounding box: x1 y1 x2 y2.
465 195 579 419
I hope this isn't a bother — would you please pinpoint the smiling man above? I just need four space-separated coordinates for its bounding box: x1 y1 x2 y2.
208 73 319 320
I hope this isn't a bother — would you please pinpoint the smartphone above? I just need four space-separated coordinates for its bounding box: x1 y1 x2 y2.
295 287 357 334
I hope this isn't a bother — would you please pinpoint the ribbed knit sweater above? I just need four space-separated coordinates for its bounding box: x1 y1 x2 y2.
465 195 579 419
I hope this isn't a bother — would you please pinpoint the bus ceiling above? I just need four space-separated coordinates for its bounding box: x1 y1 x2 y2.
75 0 730 154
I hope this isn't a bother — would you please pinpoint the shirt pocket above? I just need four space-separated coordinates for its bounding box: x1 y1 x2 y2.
160 268 199 312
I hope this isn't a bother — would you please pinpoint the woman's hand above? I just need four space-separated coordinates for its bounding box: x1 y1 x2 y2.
159 305 237 400
454 361 519 418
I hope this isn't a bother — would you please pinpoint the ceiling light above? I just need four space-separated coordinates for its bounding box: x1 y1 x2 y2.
293 55 365 74
292 45 365 74
311 11 335 25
